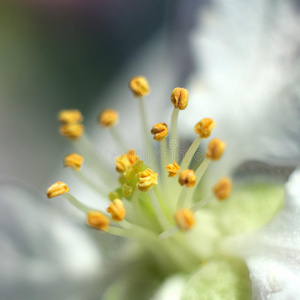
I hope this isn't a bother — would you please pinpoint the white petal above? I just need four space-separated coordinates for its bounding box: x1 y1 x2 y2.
185 0 300 175
226 168 300 299
0 184 102 300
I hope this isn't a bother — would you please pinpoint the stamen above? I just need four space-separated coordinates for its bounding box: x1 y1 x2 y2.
115 150 139 173
151 123 168 142
63 193 95 213
170 108 179 162
46 182 69 198
213 177 232 200
109 191 119 201
129 76 150 97
106 199 126 221
64 153 84 170
180 136 202 170
194 118 216 138
137 168 158 192
98 109 119 128
166 161 180 177
59 123 84 140
159 226 179 240
122 183 133 197
58 109 83 124
87 211 110 231
178 169 196 188
170 87 189 110
175 209 195 231
190 195 213 212
206 139 226 160
149 189 169 230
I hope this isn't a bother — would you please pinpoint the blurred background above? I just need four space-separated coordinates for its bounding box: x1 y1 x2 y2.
0 0 205 191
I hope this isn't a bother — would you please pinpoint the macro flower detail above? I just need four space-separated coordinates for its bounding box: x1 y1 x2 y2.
171 87 189 110
98 109 119 128
129 76 150 97
45 76 286 299
58 109 83 124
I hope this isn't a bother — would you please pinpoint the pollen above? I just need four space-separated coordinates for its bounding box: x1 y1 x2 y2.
206 139 226 160
178 169 196 188
129 76 150 97
175 209 195 231
46 181 69 198
59 123 84 140
151 123 168 141
58 109 83 124
64 153 84 170
122 183 133 197
106 199 126 221
170 87 189 110
115 149 139 173
194 118 216 138
137 168 158 191
213 177 232 200
166 161 180 177
98 109 119 128
87 211 110 231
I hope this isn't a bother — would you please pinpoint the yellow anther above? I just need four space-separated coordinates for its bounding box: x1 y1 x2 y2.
115 150 139 173
194 118 216 138
166 161 180 177
46 181 69 198
98 109 119 128
59 123 84 140
109 191 119 202
137 168 158 192
64 153 84 170
175 209 195 231
106 199 126 221
178 169 196 188
58 109 83 124
87 211 110 231
170 87 189 110
151 123 168 141
213 177 232 200
129 76 150 97
206 139 226 160
122 183 133 197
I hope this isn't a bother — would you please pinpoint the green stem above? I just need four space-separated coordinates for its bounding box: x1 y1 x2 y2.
180 136 202 170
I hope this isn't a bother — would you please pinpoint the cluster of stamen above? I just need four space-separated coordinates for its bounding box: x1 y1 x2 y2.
47 76 232 253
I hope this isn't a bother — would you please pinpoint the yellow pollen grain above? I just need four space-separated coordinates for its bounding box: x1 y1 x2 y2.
178 169 196 188
59 123 84 140
170 87 189 110
194 118 216 138
58 109 83 124
151 123 168 141
129 76 150 97
175 209 195 231
137 168 158 192
115 149 139 173
98 109 119 128
213 177 232 200
46 181 69 198
64 153 84 170
206 139 226 161
106 199 126 221
166 161 180 177
87 211 110 231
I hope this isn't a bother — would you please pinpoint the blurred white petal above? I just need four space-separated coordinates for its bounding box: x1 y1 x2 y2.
185 0 300 177
225 168 300 299
0 183 102 300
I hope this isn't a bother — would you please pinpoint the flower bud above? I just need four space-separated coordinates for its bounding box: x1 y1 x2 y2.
98 109 119 128
106 199 126 221
137 168 158 191
129 76 150 97
170 87 189 110
213 177 232 200
175 209 195 231
64 153 84 170
194 118 216 138
87 211 110 231
46 181 69 198
151 123 168 141
206 139 226 160
178 169 196 188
